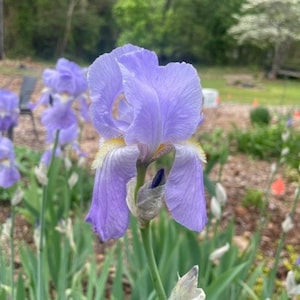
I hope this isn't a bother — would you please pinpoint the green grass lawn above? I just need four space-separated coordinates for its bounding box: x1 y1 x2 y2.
198 66 300 106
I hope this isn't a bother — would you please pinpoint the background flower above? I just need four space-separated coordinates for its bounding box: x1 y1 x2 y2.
0 89 19 132
0 135 20 188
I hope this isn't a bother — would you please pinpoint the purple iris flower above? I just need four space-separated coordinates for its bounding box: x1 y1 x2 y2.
85 44 207 241
0 89 19 132
0 135 20 188
31 58 90 123
43 58 87 97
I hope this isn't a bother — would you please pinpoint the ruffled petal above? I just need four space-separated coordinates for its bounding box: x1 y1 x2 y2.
85 143 139 241
88 44 141 138
156 62 202 142
165 142 207 232
0 164 20 188
118 49 162 156
41 101 77 131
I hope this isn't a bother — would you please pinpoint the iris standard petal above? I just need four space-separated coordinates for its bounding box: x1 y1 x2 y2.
85 143 139 241
165 142 207 232
118 49 162 156
156 62 202 142
88 44 140 138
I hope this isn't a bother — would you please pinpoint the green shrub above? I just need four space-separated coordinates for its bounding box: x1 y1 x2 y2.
250 106 271 126
242 188 264 209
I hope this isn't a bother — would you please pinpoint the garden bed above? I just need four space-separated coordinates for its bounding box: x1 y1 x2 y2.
1 60 300 297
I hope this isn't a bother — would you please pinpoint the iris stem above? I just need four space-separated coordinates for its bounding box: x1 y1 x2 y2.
135 163 167 300
37 130 60 300
10 207 15 300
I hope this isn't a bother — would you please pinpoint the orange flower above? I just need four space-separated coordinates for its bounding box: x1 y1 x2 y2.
271 178 286 196
293 111 300 119
252 99 259 108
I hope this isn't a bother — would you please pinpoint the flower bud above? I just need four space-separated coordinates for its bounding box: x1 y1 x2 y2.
281 214 294 233
168 265 206 300
68 172 79 189
55 218 76 252
210 196 221 219
34 163 48 185
281 131 290 142
136 169 165 226
270 163 277 174
126 169 165 227
215 182 227 205
64 157 72 171
281 147 289 157
77 156 86 167
209 243 230 261
1 217 12 238
285 271 300 296
11 187 23 206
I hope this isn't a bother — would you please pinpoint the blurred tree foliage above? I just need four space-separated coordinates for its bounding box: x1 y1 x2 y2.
3 0 298 67
3 0 116 61
113 0 244 64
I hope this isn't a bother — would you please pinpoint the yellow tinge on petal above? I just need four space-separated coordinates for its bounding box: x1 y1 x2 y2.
91 137 126 169
185 139 207 163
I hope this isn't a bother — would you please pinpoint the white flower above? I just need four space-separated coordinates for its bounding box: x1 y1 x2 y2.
215 182 227 205
281 215 294 233
209 243 230 261
285 271 300 297
11 187 24 206
210 196 222 219
34 163 48 185
168 265 206 300
68 172 79 189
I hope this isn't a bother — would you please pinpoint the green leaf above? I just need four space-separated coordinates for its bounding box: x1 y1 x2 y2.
205 262 247 299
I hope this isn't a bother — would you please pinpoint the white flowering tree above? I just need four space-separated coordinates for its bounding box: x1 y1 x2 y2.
228 0 300 78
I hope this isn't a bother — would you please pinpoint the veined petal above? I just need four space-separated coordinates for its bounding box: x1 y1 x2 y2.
88 44 141 138
156 63 203 142
165 142 207 232
85 141 139 241
118 49 162 156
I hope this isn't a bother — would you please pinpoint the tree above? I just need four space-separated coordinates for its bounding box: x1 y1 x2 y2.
0 0 4 59
113 0 243 64
228 0 300 78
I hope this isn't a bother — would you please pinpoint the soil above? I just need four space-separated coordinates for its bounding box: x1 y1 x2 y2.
0 59 299 283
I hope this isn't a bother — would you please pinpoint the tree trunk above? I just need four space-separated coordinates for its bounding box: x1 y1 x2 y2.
269 39 291 79
0 0 4 60
56 0 78 57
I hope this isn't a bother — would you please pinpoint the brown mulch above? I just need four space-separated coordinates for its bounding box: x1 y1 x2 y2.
0 59 299 282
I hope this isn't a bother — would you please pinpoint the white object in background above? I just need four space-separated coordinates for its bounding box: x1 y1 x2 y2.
202 88 219 108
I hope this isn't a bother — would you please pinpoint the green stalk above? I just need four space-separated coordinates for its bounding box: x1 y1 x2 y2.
37 130 60 300
135 163 167 300
10 207 15 300
140 226 167 300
